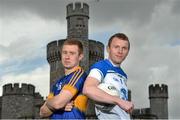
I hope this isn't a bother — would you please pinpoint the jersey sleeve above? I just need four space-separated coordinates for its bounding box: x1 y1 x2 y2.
88 68 103 82
62 68 87 96
88 60 107 83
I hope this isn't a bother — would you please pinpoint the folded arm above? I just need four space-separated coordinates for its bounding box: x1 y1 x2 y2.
40 89 73 118
82 77 134 113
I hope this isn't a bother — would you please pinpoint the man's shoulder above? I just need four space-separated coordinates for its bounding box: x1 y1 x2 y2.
90 59 111 74
73 67 87 77
92 59 109 67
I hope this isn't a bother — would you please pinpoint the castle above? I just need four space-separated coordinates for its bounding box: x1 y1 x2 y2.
0 2 168 119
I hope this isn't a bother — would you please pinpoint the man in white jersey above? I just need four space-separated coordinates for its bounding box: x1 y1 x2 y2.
83 33 134 119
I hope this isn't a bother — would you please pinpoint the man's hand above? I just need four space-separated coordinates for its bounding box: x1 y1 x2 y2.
64 101 74 111
117 99 134 113
39 102 53 118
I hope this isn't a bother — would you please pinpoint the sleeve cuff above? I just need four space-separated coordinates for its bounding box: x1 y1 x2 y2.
47 93 54 99
62 84 78 96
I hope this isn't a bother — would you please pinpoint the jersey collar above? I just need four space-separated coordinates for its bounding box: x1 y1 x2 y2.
107 58 120 68
65 66 82 75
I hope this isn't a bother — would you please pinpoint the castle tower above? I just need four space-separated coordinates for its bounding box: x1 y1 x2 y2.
0 83 44 119
47 2 104 90
149 84 168 119
66 2 89 40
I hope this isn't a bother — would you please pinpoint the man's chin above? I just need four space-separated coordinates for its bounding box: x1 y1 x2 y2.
113 61 122 65
64 66 71 69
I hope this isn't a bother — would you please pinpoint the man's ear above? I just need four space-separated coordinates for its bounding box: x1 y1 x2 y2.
106 45 110 54
79 53 84 61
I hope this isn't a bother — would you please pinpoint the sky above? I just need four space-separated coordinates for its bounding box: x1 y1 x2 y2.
0 0 180 118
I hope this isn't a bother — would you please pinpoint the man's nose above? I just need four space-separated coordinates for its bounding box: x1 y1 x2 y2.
65 53 70 59
118 48 123 53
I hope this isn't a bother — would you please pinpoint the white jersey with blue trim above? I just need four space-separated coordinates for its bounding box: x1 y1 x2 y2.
88 59 130 119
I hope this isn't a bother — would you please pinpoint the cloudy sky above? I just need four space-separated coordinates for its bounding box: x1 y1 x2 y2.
0 0 180 118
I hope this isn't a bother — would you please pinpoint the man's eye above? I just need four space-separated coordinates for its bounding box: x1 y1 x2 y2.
70 52 75 55
123 47 128 50
62 51 67 54
114 46 119 48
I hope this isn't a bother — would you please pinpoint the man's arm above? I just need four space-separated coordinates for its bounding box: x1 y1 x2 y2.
40 89 73 118
40 101 53 118
83 77 134 113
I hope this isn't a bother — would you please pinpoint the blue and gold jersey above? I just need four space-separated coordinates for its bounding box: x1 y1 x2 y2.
47 66 88 119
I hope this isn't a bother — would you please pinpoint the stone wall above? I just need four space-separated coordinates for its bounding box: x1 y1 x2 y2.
0 83 44 119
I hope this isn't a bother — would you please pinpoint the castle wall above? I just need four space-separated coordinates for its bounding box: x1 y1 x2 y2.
34 93 44 119
47 39 65 90
0 83 44 119
149 84 168 119
89 40 104 67
80 39 89 71
1 95 34 119
1 83 35 118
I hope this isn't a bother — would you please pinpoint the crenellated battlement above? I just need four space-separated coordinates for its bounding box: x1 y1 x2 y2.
149 84 168 98
2 83 35 96
132 108 151 115
89 40 104 60
67 2 89 18
47 39 65 63
132 108 158 119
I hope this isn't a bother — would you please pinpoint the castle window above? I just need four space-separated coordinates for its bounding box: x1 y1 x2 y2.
76 17 84 28
77 18 83 20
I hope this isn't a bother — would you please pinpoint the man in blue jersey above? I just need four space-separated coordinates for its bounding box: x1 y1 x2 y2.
40 40 88 119
83 33 134 119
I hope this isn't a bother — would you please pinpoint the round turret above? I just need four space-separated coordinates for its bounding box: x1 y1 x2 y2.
66 2 89 40
149 84 168 119
149 84 168 98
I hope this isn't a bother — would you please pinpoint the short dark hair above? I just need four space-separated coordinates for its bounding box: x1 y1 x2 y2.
63 39 83 54
108 33 130 50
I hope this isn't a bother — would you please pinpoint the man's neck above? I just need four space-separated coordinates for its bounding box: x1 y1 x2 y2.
64 66 81 75
108 58 121 67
